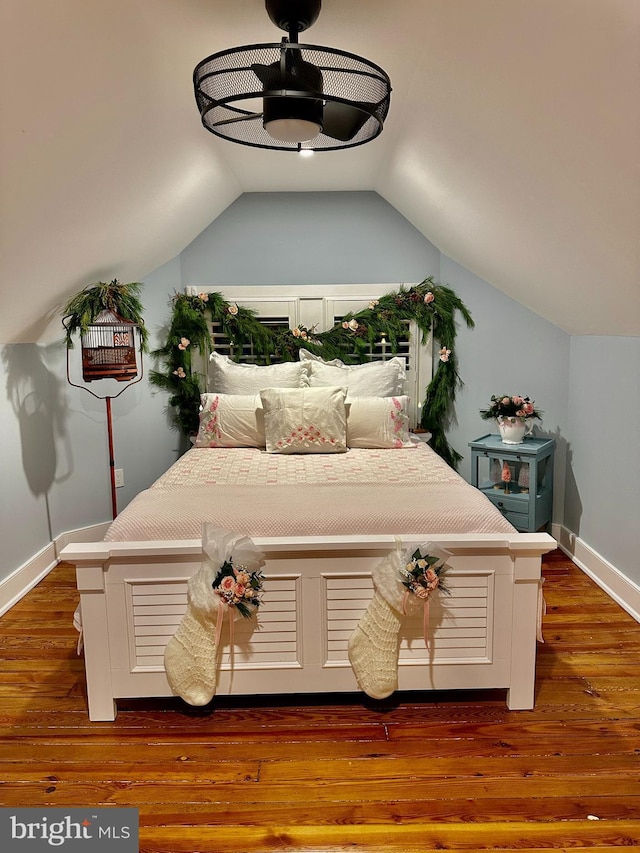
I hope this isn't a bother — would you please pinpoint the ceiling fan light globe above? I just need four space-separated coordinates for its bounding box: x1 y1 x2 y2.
264 118 322 143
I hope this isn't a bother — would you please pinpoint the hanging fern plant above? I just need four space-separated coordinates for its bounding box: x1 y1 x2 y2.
150 278 474 467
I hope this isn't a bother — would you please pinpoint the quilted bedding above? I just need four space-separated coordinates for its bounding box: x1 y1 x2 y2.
105 442 514 541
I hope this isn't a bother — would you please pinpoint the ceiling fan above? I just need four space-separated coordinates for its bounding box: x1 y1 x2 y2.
193 0 392 152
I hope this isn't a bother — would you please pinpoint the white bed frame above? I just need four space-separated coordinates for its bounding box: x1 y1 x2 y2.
62 532 555 721
60 285 555 720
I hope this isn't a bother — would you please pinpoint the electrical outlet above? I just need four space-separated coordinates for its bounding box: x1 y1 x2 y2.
114 468 124 488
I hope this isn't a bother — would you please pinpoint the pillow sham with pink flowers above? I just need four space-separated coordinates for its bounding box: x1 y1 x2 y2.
260 386 348 454
346 396 413 449
195 393 265 448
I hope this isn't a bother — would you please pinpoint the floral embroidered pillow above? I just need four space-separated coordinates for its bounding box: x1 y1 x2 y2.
195 394 265 447
346 396 413 448
260 386 348 454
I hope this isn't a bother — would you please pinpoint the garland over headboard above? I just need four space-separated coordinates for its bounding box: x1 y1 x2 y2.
150 277 474 468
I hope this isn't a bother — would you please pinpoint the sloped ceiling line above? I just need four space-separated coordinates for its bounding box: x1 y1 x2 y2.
0 0 638 342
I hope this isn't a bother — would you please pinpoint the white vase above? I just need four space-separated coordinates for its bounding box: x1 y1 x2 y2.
496 415 533 444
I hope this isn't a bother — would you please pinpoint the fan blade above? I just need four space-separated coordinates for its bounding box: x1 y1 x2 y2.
252 63 279 89
252 53 322 95
322 101 370 142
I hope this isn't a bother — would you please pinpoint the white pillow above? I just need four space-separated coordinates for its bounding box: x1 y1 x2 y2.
260 386 348 454
346 396 413 449
209 352 309 394
195 393 265 447
298 349 406 397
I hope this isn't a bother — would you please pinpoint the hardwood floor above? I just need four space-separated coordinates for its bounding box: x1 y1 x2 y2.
0 550 639 851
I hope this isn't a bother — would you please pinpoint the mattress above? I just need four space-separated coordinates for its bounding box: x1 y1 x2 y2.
105 442 515 541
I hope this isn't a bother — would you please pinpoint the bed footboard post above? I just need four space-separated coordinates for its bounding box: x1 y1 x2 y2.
506 551 544 710
76 563 117 721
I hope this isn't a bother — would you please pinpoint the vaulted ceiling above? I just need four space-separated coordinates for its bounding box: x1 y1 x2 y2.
1 0 638 343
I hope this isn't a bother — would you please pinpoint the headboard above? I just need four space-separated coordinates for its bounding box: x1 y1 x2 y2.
185 284 433 427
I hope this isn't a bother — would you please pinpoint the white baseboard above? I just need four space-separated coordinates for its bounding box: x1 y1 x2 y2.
552 523 640 623
0 542 58 617
55 522 111 557
0 522 111 617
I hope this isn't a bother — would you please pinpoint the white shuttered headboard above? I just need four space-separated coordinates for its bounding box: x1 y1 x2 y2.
186 284 433 427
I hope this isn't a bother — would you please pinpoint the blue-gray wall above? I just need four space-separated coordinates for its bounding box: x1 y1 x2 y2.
1 191 637 594
437 257 570 508
1 343 56 575
565 336 640 584
180 191 441 286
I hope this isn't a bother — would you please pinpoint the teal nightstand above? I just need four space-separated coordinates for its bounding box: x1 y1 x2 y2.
469 434 555 532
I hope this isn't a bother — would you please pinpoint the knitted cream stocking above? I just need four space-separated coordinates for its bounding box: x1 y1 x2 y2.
348 548 407 700
164 555 222 706
164 526 264 706
348 542 452 700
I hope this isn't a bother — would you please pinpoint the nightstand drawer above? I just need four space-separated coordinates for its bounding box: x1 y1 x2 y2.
486 494 529 530
489 494 527 514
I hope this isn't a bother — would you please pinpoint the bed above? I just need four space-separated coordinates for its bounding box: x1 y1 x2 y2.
62 439 554 721
60 292 555 720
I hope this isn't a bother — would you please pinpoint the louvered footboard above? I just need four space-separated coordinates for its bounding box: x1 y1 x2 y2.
62 533 555 720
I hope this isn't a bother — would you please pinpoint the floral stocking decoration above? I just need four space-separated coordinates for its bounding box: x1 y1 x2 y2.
348 542 451 700
164 526 263 706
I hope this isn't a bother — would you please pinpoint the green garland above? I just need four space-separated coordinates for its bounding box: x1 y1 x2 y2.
62 280 149 351
150 277 474 468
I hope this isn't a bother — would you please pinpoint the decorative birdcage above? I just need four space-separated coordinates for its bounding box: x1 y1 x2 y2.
80 309 138 382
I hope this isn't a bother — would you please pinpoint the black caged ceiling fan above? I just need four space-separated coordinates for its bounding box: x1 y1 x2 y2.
193 0 392 152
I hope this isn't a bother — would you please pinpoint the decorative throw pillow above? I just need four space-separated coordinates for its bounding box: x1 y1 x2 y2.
298 349 406 397
260 386 348 454
346 396 413 449
209 352 309 394
195 394 265 447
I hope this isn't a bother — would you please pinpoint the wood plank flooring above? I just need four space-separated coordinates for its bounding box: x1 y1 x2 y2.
0 550 639 851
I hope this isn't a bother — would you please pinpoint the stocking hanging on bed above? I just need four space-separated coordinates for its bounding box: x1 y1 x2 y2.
348 541 451 700
164 526 264 706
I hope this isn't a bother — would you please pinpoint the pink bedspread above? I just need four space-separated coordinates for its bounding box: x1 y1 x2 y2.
149 443 453 487
106 443 514 541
